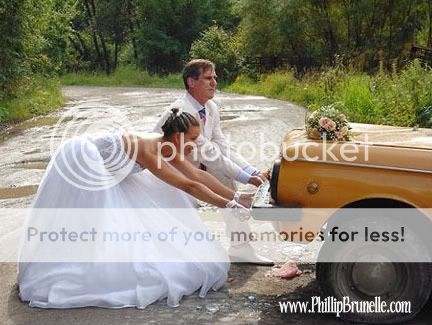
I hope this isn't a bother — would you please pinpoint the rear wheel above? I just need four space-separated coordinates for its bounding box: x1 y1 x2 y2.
317 260 431 323
316 212 432 323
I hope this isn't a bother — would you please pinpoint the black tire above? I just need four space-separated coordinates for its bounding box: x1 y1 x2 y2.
316 210 432 323
317 260 432 323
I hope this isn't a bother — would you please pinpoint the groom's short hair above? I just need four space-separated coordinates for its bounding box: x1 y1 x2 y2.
183 59 215 89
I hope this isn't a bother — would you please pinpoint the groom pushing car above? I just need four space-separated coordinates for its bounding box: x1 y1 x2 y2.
154 59 273 266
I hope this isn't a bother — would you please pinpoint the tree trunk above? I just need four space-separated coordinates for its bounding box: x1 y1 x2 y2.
386 0 394 65
114 41 118 70
364 0 378 49
68 36 84 59
428 0 432 47
341 0 351 49
321 0 338 60
83 0 103 71
88 0 110 74
99 33 111 74
127 0 138 62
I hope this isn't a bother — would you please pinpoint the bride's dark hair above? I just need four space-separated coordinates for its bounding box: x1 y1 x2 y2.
162 107 199 138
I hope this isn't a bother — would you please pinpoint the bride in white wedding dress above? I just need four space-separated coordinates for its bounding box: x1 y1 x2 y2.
18 108 253 309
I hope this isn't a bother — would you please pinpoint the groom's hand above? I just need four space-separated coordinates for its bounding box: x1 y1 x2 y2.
253 169 270 182
248 175 264 187
261 169 271 180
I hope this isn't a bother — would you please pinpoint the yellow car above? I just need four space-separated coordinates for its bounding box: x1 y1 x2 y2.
256 123 432 323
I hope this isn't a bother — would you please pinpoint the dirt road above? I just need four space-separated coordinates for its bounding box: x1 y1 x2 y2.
0 87 430 324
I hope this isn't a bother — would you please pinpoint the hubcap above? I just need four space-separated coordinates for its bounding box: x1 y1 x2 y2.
351 261 397 296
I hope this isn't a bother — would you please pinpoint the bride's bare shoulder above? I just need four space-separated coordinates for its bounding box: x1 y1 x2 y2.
123 132 162 141
122 132 162 151
121 132 163 167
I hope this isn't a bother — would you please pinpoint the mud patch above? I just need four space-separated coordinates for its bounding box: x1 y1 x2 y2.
0 185 38 199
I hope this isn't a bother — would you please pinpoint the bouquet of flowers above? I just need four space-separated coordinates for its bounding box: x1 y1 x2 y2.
305 104 352 141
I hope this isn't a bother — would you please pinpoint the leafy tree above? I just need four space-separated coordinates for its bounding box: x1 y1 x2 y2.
133 0 237 73
190 26 239 81
67 0 133 73
234 0 430 72
0 0 53 99
43 0 78 74
233 0 282 57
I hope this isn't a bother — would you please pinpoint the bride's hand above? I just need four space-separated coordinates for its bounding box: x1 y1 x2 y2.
225 199 251 221
234 191 255 209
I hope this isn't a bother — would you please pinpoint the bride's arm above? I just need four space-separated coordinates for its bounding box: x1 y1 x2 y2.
169 156 234 201
139 149 230 208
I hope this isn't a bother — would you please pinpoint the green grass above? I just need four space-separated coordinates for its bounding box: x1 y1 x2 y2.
3 63 431 128
0 77 64 123
61 65 183 88
226 60 432 127
0 66 183 125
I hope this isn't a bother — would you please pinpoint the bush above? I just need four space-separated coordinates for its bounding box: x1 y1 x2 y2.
333 74 377 124
226 60 432 127
0 77 64 123
372 60 432 126
417 105 432 128
0 105 9 122
259 72 290 97
190 26 239 82
225 75 260 94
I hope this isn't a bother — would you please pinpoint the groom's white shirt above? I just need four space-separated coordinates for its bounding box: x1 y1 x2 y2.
153 91 256 183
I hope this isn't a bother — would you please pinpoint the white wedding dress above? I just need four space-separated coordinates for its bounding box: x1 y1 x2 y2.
18 134 229 309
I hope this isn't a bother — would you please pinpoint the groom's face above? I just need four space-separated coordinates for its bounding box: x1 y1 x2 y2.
188 68 218 104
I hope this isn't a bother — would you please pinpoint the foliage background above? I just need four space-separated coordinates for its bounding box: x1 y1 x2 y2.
1 0 432 126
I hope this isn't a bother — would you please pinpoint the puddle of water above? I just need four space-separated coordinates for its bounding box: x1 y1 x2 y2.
0 116 73 142
0 185 38 199
42 135 64 139
23 149 42 155
219 106 280 117
13 161 48 170
220 114 240 121
222 109 261 113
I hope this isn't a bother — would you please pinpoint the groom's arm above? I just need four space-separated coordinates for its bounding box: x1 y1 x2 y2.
195 135 252 183
208 102 259 179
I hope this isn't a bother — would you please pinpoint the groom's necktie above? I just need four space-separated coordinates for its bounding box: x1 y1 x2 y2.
198 107 207 125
